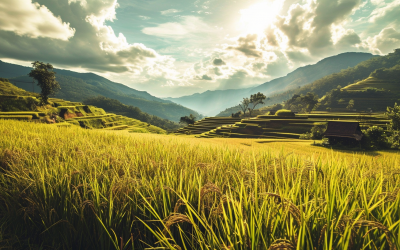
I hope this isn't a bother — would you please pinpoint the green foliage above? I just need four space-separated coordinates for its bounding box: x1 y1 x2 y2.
370 65 400 80
386 102 400 131
0 95 40 112
239 97 250 117
28 61 60 104
231 111 241 118
385 103 400 149
284 92 318 113
179 114 196 125
83 96 180 132
362 126 388 149
299 124 327 140
249 92 267 116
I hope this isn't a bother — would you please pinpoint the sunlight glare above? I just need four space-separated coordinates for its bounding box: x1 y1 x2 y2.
239 0 283 35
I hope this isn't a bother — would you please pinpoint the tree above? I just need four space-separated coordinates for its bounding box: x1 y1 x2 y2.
385 102 400 131
28 61 60 104
248 92 266 117
239 98 250 117
346 99 355 110
179 114 196 125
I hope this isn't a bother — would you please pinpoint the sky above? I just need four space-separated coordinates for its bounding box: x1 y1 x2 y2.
0 0 399 98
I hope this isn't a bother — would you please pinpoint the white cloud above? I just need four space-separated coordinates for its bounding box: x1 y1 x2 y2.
142 16 214 39
368 0 400 30
160 9 182 15
370 0 385 5
139 15 151 20
366 27 400 54
0 0 177 81
0 0 75 40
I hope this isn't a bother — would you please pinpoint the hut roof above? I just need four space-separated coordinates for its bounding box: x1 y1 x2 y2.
324 121 363 141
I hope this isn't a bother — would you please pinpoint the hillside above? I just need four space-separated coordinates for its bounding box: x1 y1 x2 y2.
217 49 400 117
0 79 169 133
83 96 180 132
0 60 200 122
316 65 400 112
167 52 375 116
0 78 37 96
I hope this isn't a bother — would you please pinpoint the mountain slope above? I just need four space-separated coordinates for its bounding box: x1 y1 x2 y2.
0 60 199 122
168 52 375 116
217 49 400 116
251 52 376 94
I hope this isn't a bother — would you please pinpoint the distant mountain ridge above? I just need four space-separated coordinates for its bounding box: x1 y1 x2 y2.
0 60 200 122
166 52 376 116
217 49 400 117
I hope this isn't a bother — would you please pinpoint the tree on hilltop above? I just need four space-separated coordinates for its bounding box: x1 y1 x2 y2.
239 97 250 117
28 61 60 104
248 92 266 117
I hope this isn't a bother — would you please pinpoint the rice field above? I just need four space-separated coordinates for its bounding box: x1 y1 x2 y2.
0 120 400 249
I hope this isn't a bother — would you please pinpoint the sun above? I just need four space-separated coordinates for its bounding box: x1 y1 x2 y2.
239 0 283 35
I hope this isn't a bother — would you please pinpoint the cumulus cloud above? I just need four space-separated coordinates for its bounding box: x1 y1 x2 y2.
367 27 400 54
142 16 212 39
227 34 263 58
0 0 75 40
0 0 176 79
212 58 226 66
267 0 363 56
368 0 400 32
194 74 213 80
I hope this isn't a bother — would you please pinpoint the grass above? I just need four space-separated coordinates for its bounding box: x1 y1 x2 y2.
0 120 399 249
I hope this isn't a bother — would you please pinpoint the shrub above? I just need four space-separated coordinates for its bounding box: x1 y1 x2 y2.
299 124 327 140
275 109 295 117
361 126 388 149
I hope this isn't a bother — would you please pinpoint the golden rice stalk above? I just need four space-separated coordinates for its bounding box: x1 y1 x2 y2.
353 220 396 250
162 213 192 236
200 183 222 203
261 193 301 224
268 239 296 250
173 199 186 213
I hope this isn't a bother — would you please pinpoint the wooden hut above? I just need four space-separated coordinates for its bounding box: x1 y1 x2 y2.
323 121 363 145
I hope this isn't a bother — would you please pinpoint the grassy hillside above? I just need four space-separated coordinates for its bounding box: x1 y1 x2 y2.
0 60 200 122
317 64 400 112
217 49 400 117
251 52 376 94
83 96 181 132
0 78 37 96
0 120 399 249
0 79 167 134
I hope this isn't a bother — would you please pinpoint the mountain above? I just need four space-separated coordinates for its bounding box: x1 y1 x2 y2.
167 52 376 116
165 88 252 116
217 48 400 116
0 60 200 122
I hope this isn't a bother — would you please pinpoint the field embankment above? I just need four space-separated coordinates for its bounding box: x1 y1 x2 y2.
0 120 399 249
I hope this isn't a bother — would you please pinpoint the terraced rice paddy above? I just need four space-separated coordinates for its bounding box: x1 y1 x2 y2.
175 117 242 135
193 112 389 139
343 77 400 92
0 96 166 134
0 120 399 249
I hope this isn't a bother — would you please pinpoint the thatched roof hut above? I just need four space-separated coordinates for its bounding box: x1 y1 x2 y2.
324 121 363 141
